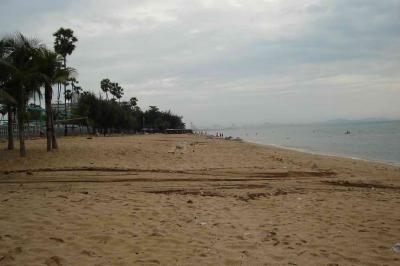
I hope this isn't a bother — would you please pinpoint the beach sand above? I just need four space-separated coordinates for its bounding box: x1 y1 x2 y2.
0 134 400 265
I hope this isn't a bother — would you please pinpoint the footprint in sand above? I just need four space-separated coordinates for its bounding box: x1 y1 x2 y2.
49 237 64 243
45 256 64 266
0 255 15 264
90 235 112 244
81 250 96 257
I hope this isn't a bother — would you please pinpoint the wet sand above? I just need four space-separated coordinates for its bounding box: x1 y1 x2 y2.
0 134 400 265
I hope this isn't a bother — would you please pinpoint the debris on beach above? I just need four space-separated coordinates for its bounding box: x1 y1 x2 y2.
393 243 400 253
237 192 270 202
272 156 284 162
168 142 188 154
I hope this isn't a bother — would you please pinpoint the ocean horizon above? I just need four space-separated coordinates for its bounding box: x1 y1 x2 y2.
208 120 400 166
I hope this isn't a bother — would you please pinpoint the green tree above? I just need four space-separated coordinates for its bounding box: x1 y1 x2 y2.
53 28 77 69
143 106 185 130
74 92 139 134
116 84 124 102
100 78 111 100
0 89 17 150
53 27 78 136
0 39 16 150
0 33 43 156
70 77 82 95
35 47 75 151
129 97 138 108
108 82 124 102
109 82 117 100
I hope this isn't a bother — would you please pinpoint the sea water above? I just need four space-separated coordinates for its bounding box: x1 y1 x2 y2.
210 121 400 166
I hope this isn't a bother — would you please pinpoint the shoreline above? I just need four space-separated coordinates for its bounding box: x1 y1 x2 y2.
207 120 400 168
242 138 400 168
2 133 400 168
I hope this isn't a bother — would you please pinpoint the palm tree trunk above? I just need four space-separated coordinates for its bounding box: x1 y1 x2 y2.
7 106 14 150
51 111 58 149
17 103 26 157
64 84 67 136
44 84 54 151
57 83 61 118
63 56 68 137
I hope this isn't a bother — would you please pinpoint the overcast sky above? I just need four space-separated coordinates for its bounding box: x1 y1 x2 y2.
1 0 399 126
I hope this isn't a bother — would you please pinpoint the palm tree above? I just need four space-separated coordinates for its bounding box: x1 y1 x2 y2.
116 84 124 103
69 77 82 101
100 78 111 100
0 39 15 150
110 82 117 100
53 27 78 136
109 82 124 102
35 47 75 151
0 89 16 150
0 33 44 156
73 85 82 95
56 82 62 120
0 90 15 104
129 97 138 108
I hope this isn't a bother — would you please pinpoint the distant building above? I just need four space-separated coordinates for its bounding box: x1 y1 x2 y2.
52 92 80 120
52 102 76 119
27 104 46 122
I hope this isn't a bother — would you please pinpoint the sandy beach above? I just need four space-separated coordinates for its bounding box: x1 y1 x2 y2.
0 134 400 265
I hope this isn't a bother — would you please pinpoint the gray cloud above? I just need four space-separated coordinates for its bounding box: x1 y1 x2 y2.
1 0 399 126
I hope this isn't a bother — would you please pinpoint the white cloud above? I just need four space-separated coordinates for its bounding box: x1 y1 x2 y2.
1 0 399 125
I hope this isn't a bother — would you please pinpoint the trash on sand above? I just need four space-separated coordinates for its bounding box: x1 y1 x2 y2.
393 243 400 253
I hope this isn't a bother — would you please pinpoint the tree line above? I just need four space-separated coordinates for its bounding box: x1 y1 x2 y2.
73 91 185 135
0 28 185 157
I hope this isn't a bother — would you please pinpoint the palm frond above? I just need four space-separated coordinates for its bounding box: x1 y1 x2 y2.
0 89 17 105
0 58 20 76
